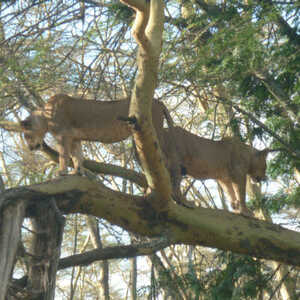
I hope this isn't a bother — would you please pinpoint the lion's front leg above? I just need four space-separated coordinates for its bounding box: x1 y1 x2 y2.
219 179 239 212
232 176 253 217
57 135 72 176
219 177 253 216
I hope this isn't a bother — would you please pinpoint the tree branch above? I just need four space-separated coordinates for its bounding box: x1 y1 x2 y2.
253 70 299 123
121 0 173 211
259 0 300 46
58 238 172 269
120 0 150 52
120 0 147 12
2 176 300 267
216 97 300 158
40 141 148 188
0 120 23 132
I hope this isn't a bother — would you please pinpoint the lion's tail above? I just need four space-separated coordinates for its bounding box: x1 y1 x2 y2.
161 103 174 129
159 102 184 195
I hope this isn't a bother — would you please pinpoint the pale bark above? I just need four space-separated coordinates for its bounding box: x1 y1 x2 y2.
130 257 137 300
181 0 195 19
1 175 300 266
86 216 110 300
294 168 300 184
42 140 148 188
121 0 174 211
0 120 23 132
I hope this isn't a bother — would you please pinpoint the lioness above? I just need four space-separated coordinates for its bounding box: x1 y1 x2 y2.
20 94 174 175
160 126 269 215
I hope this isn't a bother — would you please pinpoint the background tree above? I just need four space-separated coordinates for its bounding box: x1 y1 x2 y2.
0 0 299 299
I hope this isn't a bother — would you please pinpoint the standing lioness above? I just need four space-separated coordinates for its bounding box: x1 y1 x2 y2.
20 94 173 174
161 127 269 215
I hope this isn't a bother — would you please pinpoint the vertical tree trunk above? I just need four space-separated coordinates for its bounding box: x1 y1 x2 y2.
121 0 173 211
0 199 26 300
86 216 110 300
131 257 137 300
27 200 65 300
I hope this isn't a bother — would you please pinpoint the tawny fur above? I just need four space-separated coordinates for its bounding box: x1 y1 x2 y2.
160 126 269 215
20 94 173 175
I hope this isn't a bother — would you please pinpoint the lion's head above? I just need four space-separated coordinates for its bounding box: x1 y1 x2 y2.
20 112 47 151
249 149 269 182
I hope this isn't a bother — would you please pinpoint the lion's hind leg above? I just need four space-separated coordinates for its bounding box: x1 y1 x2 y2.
70 141 98 179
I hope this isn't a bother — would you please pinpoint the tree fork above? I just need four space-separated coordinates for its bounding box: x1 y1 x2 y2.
121 0 173 211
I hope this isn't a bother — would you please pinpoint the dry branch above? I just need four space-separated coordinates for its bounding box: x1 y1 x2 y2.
58 238 171 269
0 120 23 132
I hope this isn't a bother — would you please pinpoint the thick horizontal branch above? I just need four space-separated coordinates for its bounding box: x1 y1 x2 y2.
58 238 172 269
83 160 147 188
1 175 300 266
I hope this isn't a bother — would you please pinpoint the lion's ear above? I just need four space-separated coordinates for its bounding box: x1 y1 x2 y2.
20 119 32 130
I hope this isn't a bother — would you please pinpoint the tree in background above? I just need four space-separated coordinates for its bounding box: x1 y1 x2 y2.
0 0 299 299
